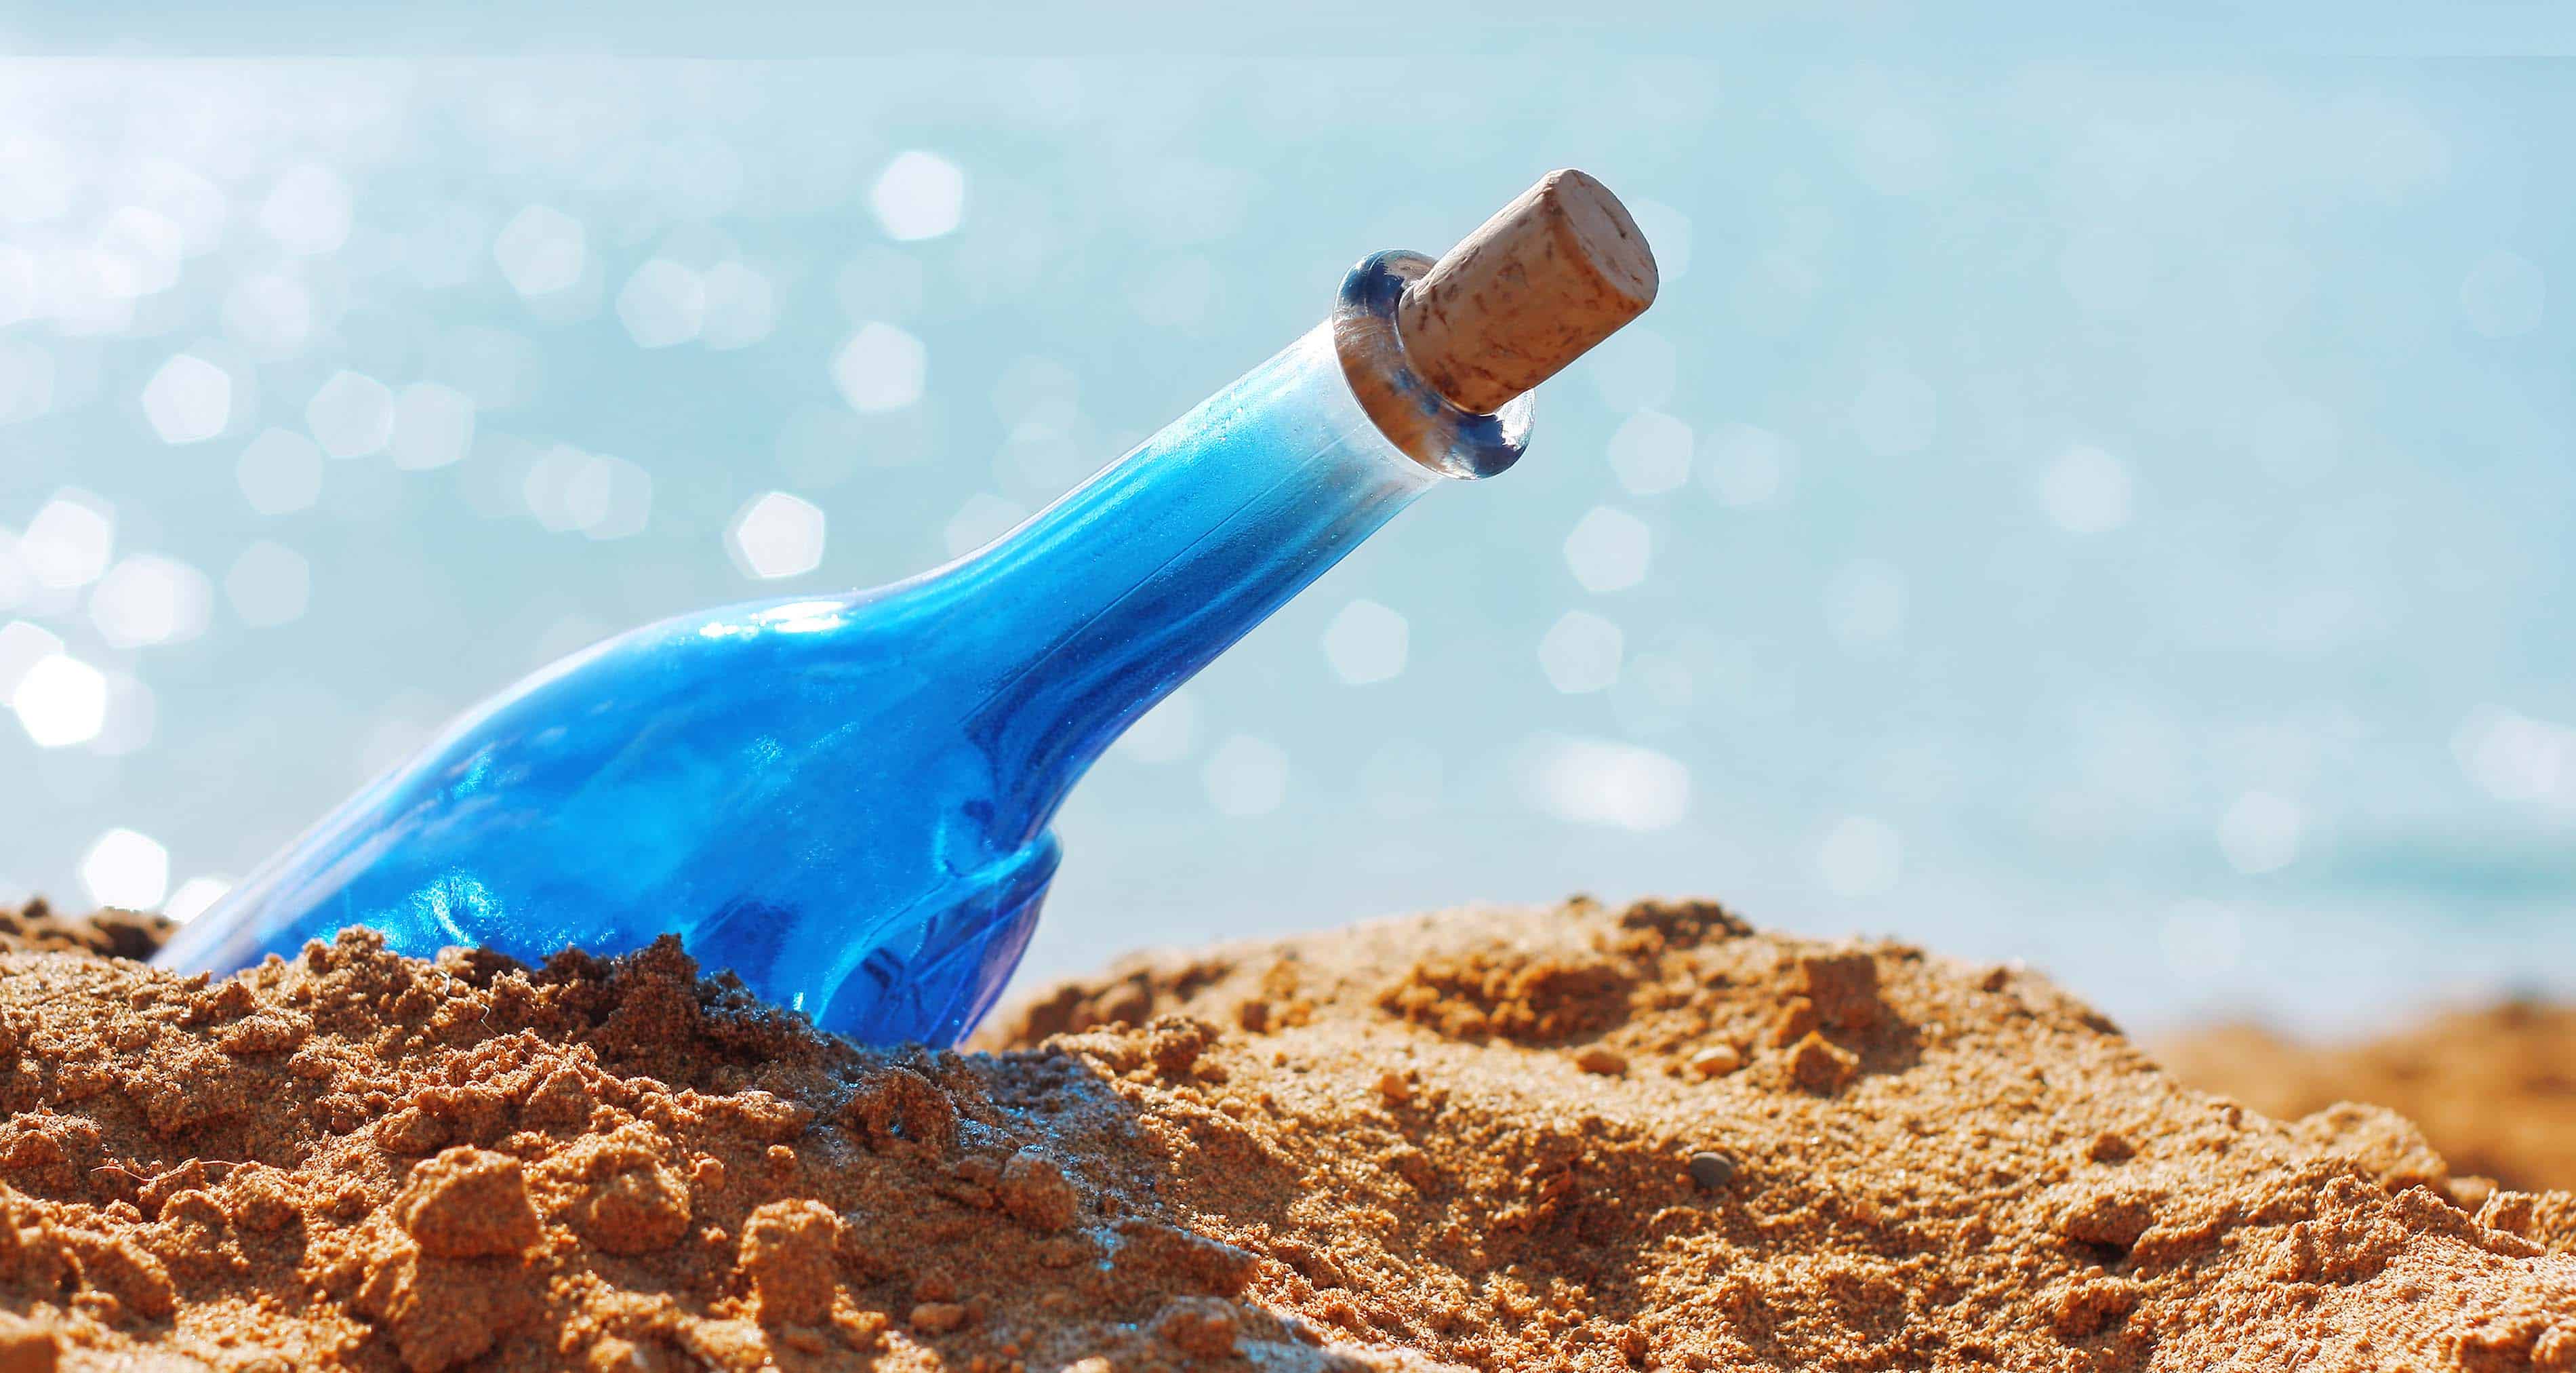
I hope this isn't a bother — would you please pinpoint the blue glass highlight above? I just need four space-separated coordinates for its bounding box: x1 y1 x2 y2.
155 253 1530 1046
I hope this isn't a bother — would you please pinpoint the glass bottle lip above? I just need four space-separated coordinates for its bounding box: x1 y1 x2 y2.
1331 250 1534 480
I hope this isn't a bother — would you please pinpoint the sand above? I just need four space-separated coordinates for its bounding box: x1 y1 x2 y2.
2161 1005 2576 1197
0 895 2569 1372
0 901 173 961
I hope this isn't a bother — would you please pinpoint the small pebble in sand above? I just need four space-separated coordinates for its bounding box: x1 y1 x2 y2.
998 1149 1082 1233
1786 1031 1859 1095
1687 1151 1737 1191
1154 1297 1241 1357
1687 1044 1744 1079
910 1301 969 1334
1771 996 1821 1047
1377 1069 1413 1105
391 1146 540 1259
1796 951 1883 1032
2449 1175 2498 1210
1574 1045 1628 1075
739 1199 842 1326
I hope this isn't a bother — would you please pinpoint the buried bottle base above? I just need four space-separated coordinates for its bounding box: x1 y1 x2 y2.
801 848 1060 1045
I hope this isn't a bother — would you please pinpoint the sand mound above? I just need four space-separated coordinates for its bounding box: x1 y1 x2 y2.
0 900 173 961
0 896 2565 1371
2161 1004 2576 1195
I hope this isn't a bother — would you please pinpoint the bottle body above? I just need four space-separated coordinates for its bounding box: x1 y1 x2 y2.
157 252 1531 1045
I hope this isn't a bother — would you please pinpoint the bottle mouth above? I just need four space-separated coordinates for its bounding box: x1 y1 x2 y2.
1331 250 1533 480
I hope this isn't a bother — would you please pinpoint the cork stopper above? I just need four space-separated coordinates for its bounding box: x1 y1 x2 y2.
1395 169 1659 415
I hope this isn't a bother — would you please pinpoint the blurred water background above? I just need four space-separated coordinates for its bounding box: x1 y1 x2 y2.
1 15 2569 1035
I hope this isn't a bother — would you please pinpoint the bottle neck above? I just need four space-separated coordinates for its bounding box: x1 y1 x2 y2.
938 324 1419 841
933 252 1534 845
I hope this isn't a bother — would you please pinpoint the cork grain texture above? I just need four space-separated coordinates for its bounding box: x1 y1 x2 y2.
1396 168 1660 414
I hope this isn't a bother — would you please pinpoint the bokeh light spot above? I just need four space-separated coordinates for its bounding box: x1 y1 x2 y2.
1321 599 1408 685
728 492 826 580
1606 411 1693 496
494 205 587 298
306 370 395 459
700 262 777 350
2217 791 2303 874
1202 733 1289 817
617 258 706 349
80 827 168 911
524 447 652 540
1817 815 1903 896
390 382 477 471
1527 734 1688 831
870 151 967 242
236 429 325 515
89 554 213 648
1703 422 1792 507
2453 706 2575 806
20 490 116 590
94 207 185 299
141 353 231 444
2040 445 2133 534
832 323 927 414
258 163 352 257
12 652 108 747
1539 610 1623 694
1563 506 1651 593
164 875 235 923
223 273 315 357
0 620 64 696
226 540 311 627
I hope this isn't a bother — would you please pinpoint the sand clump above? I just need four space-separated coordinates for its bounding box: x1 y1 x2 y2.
0 901 172 961
2162 1004 2576 1196
0 896 2560 1370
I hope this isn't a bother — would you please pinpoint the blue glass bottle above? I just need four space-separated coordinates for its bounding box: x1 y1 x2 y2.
155 251 1535 1044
